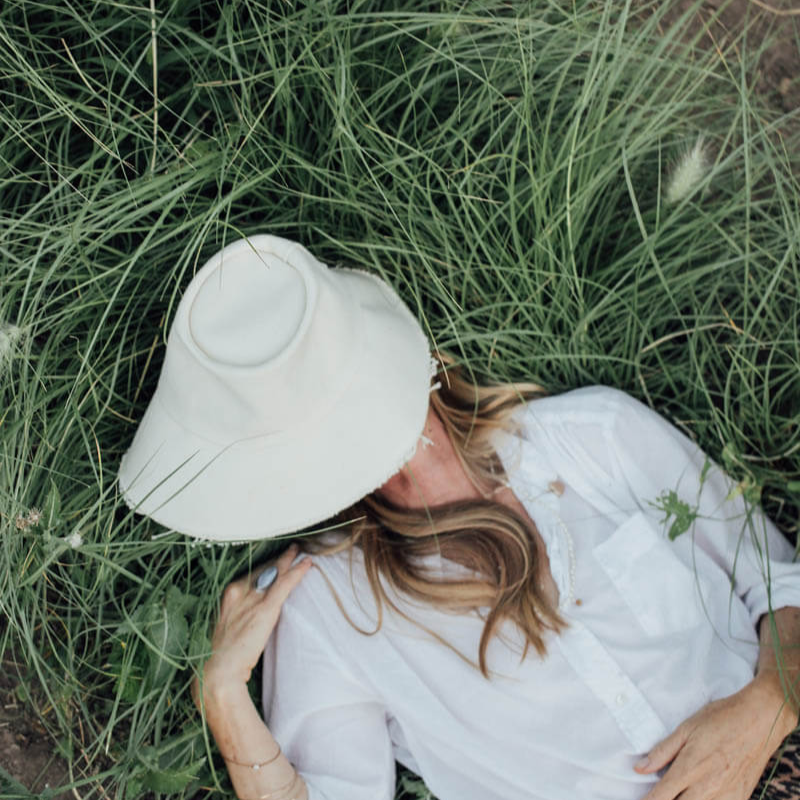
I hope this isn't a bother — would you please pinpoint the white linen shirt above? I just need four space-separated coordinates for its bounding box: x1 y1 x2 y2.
262 386 800 800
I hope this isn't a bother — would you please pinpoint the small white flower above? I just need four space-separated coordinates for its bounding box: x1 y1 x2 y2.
26 507 42 526
66 531 83 549
666 135 709 204
15 514 29 531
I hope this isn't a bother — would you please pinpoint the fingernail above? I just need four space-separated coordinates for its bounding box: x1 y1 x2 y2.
255 566 278 592
634 756 650 771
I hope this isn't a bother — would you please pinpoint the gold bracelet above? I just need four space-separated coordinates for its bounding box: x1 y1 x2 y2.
250 772 302 800
221 744 282 770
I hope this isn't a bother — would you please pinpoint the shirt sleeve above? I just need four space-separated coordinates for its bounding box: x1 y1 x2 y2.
262 602 395 800
600 387 800 627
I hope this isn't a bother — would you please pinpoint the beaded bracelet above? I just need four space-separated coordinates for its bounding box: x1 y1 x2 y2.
221 744 282 770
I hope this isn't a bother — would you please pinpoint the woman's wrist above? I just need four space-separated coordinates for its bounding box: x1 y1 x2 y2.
749 670 799 738
196 672 307 800
199 674 254 722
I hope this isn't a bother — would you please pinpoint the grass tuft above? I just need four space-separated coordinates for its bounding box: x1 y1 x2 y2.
1 1 798 797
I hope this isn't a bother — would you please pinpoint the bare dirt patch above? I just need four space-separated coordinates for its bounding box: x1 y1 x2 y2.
0 653 71 797
652 0 800 120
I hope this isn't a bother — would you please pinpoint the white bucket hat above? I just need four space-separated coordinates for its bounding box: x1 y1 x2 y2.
118 234 433 542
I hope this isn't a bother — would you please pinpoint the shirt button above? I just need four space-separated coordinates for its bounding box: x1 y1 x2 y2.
615 693 628 706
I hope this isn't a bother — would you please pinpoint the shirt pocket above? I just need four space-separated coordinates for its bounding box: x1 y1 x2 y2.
593 511 704 636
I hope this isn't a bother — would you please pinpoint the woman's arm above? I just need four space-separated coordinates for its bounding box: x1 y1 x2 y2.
203 682 307 800
635 606 799 800
194 544 313 800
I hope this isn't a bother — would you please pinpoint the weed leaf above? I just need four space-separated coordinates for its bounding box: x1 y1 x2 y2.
142 759 205 794
649 490 697 541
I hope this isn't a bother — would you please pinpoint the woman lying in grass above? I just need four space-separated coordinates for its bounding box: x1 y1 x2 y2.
119 235 800 800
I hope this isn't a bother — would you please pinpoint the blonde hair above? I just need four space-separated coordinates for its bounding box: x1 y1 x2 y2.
304 355 564 677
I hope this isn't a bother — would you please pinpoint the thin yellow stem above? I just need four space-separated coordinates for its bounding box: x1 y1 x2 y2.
150 0 158 172
749 0 800 16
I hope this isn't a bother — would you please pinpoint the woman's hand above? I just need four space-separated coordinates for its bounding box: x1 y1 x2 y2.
194 543 312 708
636 678 795 800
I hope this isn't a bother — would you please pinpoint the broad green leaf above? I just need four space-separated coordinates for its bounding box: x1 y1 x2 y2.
142 758 206 794
147 592 191 686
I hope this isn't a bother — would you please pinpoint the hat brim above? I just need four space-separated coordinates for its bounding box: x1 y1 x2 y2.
118 269 431 541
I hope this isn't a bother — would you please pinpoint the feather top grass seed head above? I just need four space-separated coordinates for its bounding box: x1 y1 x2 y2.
665 135 710 204
0 321 22 364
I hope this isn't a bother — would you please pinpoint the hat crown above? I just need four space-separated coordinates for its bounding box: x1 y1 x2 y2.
158 236 358 442
190 251 308 367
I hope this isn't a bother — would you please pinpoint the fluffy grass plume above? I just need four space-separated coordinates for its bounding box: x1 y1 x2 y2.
1 1 799 798
666 135 710 203
0 321 22 367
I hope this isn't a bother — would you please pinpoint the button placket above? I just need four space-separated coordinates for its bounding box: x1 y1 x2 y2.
556 620 669 753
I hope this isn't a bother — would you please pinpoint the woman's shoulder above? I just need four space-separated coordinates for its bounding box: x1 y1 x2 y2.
495 386 673 501
505 385 654 447
280 543 382 631
282 540 463 644
517 384 647 422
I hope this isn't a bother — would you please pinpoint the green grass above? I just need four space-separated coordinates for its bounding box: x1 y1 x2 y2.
1 0 799 797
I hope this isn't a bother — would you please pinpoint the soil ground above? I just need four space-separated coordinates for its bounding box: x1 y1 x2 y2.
0 653 71 797
654 0 800 121
2 0 798 795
